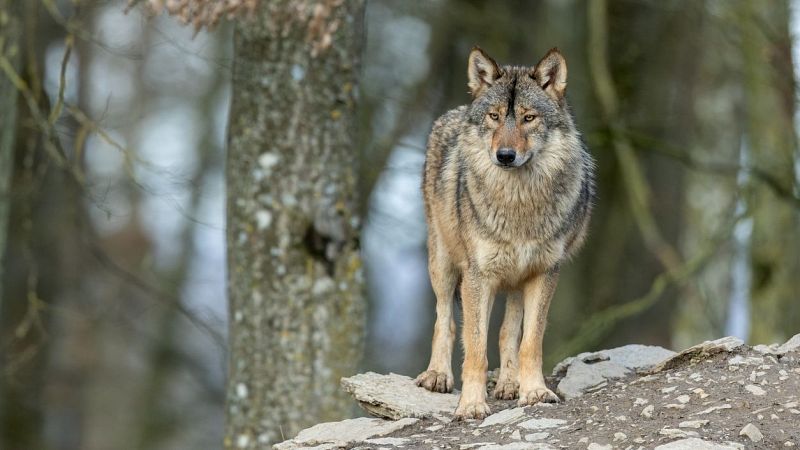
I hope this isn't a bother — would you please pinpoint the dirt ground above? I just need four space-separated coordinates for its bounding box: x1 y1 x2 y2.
375 347 800 449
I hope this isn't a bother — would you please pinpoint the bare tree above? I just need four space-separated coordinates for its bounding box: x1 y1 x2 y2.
224 1 366 446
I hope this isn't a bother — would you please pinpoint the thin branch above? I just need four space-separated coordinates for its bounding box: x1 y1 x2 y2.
47 33 73 125
625 131 800 208
85 237 226 351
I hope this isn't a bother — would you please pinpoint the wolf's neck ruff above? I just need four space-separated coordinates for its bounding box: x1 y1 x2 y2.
456 127 587 243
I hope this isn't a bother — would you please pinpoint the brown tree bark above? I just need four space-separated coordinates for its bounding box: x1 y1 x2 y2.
224 1 366 447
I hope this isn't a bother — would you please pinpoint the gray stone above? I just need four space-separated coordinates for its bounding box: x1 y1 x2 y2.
341 372 459 420
551 345 675 399
755 333 800 355
364 437 410 446
660 428 699 438
728 355 764 365
479 407 526 427
740 423 764 442
649 337 744 373
587 444 612 450
692 404 732 416
654 438 743 450
476 443 556 450
678 419 709 429
273 417 418 450
524 432 549 441
517 418 567 430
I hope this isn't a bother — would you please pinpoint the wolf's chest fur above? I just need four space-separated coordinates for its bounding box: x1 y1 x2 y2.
456 159 581 285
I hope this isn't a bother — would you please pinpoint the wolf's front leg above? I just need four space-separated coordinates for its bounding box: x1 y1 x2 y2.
416 234 457 393
518 268 561 406
454 271 494 420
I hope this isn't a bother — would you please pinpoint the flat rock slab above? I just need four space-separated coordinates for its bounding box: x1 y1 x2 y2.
654 437 743 449
273 417 418 450
341 372 459 420
479 407 527 427
648 336 744 373
551 344 676 399
754 332 800 355
476 443 556 450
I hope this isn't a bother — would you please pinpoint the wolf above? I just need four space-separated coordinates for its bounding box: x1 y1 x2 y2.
415 47 595 420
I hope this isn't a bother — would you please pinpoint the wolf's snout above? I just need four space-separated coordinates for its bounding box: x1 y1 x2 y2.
496 148 516 165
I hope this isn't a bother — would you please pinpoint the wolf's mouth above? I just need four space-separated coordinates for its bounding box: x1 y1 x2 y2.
493 152 533 169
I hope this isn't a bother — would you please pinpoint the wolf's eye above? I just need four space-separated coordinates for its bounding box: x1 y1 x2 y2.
488 112 499 121
524 114 536 122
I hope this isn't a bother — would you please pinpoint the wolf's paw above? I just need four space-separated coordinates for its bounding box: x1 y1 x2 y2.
492 379 519 400
454 401 491 421
415 370 454 393
518 386 560 406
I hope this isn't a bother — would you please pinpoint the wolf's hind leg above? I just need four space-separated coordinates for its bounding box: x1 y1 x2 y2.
494 292 522 399
416 231 457 393
518 268 561 406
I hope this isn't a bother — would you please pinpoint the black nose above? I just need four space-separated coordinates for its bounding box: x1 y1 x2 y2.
496 148 516 165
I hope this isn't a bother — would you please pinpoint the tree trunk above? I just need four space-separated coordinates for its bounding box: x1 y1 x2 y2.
739 0 800 344
224 1 366 447
0 0 21 314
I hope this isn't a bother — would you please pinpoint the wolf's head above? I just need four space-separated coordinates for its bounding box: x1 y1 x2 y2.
466 47 574 169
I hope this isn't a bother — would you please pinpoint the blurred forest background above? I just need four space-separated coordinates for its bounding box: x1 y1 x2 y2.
1 0 799 449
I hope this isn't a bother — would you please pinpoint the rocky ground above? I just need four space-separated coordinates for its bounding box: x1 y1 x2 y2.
274 335 800 450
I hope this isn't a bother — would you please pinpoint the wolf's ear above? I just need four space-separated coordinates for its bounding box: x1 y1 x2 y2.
532 48 567 100
468 47 501 98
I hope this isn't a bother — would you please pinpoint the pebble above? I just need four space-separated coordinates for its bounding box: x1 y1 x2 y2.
613 432 627 442
739 423 764 442
660 428 698 438
517 418 566 430
729 355 764 365
745 384 766 396
641 405 654 418
364 437 410 446
634 397 648 406
587 444 612 450
509 430 521 440
676 394 691 404
693 388 710 399
661 386 677 394
524 432 549 442
679 419 709 428
693 404 732 416
665 403 686 410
